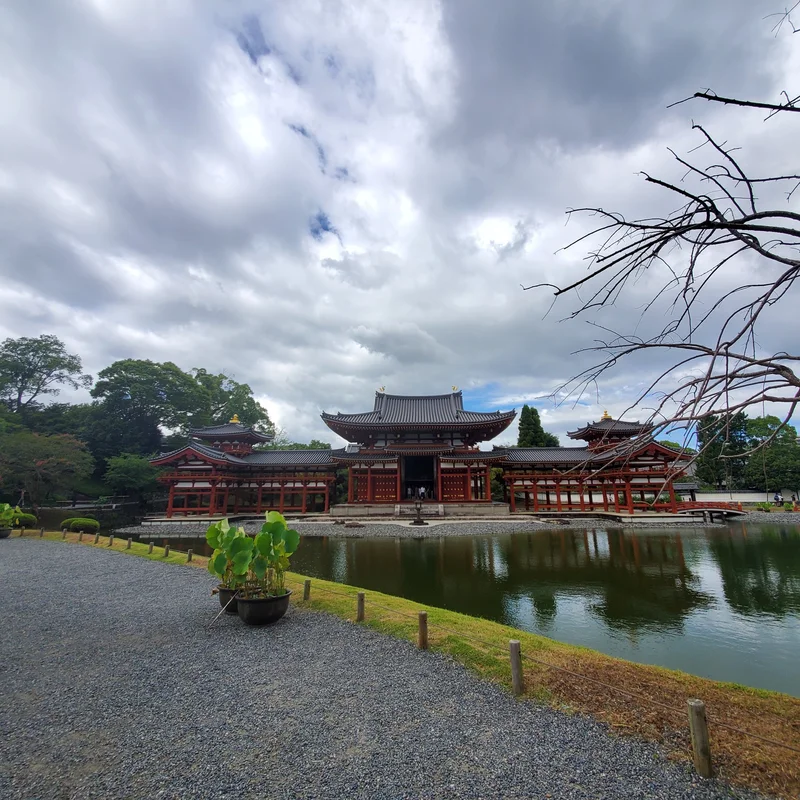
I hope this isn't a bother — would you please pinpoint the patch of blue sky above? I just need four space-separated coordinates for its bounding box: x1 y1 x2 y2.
309 211 341 243
235 14 270 65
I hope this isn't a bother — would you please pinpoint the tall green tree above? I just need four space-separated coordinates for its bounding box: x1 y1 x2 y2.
91 359 206 432
694 413 748 489
104 454 159 498
0 334 91 414
191 368 273 433
517 404 559 447
743 416 800 493
0 430 93 510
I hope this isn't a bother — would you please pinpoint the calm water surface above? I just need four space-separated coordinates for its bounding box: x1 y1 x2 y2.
288 524 800 696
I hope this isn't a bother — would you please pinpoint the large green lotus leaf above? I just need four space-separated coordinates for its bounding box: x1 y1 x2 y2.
207 550 221 576
260 520 284 540
229 536 253 556
205 524 222 549
220 518 231 534
211 550 227 577
231 550 252 575
266 510 286 526
254 531 273 557
283 528 300 555
251 554 268 579
221 526 237 550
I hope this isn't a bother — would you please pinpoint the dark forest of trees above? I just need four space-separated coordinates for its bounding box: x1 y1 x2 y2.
0 335 329 508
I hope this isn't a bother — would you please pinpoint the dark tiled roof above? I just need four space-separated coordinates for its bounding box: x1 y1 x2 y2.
322 391 516 427
567 418 652 440
330 448 398 463
151 441 247 466
440 451 507 462
500 446 594 464
242 450 334 466
190 422 273 442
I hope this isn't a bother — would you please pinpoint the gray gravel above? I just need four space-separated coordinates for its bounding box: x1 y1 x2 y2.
0 539 759 800
120 515 719 540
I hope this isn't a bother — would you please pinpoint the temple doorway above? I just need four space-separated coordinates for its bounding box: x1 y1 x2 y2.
401 455 436 501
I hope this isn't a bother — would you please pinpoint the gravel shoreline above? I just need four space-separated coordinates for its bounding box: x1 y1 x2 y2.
0 539 758 800
118 515 738 540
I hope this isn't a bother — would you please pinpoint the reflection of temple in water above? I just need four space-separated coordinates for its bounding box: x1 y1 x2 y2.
291 529 714 635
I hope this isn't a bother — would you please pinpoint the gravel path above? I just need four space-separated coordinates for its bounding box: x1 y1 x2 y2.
0 539 758 800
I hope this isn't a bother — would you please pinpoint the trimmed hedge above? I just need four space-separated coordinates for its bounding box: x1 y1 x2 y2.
61 517 101 533
13 512 38 527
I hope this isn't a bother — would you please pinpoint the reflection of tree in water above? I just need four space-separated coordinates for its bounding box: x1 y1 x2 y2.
501 530 713 635
707 526 800 616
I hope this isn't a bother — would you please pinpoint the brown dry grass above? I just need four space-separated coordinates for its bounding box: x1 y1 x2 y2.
25 529 800 799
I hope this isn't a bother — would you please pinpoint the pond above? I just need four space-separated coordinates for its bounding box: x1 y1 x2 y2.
286 523 800 696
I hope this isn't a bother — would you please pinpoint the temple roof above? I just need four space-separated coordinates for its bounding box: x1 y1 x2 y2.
189 417 273 443
151 444 334 468
567 415 652 441
321 391 516 428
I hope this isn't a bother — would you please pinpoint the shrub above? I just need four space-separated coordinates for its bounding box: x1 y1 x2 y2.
61 517 100 532
783 502 794 511
755 502 772 512
13 512 38 527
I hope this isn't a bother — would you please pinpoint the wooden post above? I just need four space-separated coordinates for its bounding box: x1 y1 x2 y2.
78 531 83 542
148 541 153 554
687 699 713 778
303 579 311 601
108 535 114 547
62 529 67 540
418 611 428 650
509 640 524 695
127 537 132 549
356 592 365 622
187 549 193 562
39 527 44 538
93 532 100 544
164 544 170 557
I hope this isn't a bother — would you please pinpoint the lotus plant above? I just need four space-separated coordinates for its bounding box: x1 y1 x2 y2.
206 511 300 598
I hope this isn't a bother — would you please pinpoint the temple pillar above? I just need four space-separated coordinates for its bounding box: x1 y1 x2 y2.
256 483 263 513
279 482 285 513
509 480 516 512
587 488 594 510
367 465 373 503
209 482 217 516
395 464 401 502
466 465 472 501
579 482 586 511
556 481 563 512
301 482 308 513
347 469 354 504
438 459 444 501
324 483 330 513
167 484 175 518
625 480 634 513
485 466 491 501
533 480 539 511
668 479 677 512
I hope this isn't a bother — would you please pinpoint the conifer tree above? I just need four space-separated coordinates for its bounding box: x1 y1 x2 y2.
517 404 559 447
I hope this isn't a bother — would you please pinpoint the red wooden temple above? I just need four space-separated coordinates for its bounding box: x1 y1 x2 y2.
501 411 687 513
151 396 690 517
151 416 336 517
322 391 515 505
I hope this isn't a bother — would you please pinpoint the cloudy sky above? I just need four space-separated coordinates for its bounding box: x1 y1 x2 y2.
1 0 796 446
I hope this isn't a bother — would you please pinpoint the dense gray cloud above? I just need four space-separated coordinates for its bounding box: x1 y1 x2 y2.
0 0 795 446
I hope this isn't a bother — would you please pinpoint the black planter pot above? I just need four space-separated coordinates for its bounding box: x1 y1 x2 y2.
0 528 11 539
236 591 292 626
218 586 239 614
